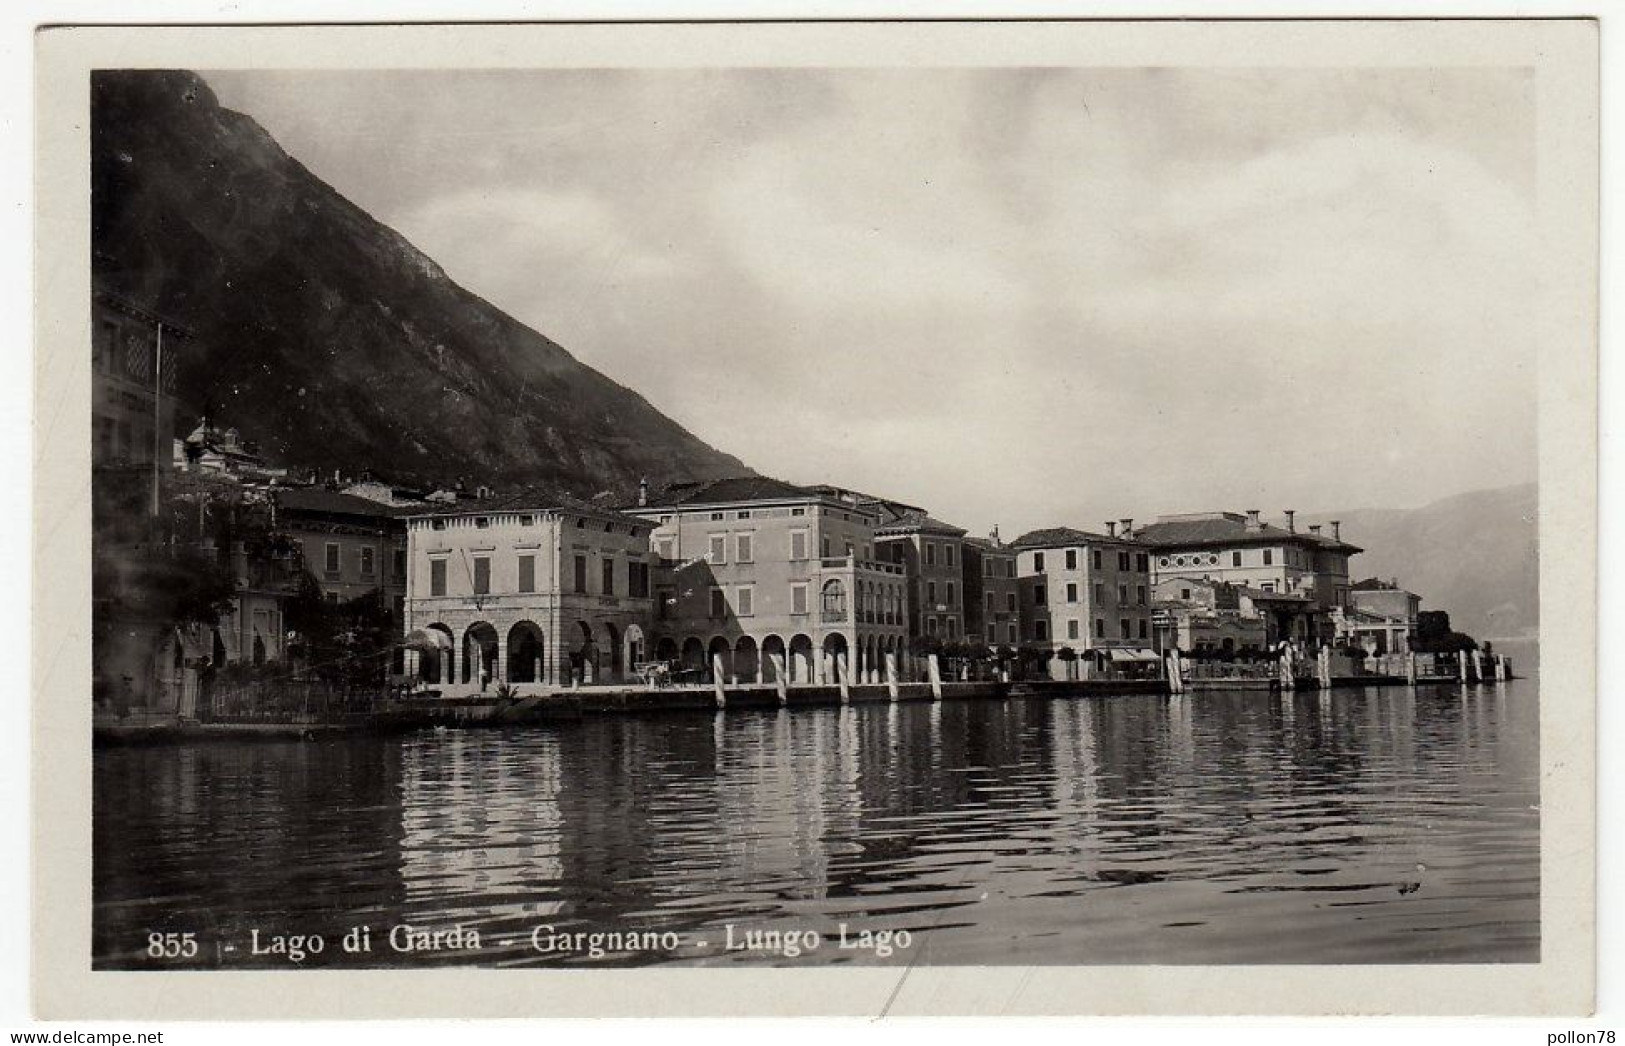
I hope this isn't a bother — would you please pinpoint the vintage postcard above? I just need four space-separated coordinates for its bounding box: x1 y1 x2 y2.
32 18 1598 1019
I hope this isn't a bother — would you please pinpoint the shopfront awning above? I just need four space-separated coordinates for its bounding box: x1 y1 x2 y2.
1108 648 1161 663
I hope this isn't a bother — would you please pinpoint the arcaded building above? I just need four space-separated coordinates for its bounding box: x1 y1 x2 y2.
402 487 656 694
627 477 910 684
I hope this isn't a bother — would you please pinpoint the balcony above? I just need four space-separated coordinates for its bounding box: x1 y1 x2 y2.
821 607 849 625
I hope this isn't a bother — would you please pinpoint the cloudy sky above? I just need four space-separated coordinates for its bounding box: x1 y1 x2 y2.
207 67 1536 537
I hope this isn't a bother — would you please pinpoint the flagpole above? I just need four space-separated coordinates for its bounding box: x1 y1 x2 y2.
152 321 164 517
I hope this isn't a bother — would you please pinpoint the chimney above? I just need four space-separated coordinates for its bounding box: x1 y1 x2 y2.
1309 524 1322 536
1105 521 1117 538
1284 509 1296 533
1245 509 1262 531
1120 517 1134 538
638 476 649 508
1330 520 1342 541
990 524 1001 546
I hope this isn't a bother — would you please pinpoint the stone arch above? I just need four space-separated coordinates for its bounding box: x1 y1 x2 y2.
604 622 622 681
680 636 706 676
761 634 787 683
707 635 731 682
733 635 760 684
656 636 679 663
463 622 499 687
624 624 647 671
416 623 454 684
507 620 545 684
821 578 847 617
788 634 814 684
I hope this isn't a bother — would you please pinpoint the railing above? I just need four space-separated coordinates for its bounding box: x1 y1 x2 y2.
821 608 848 624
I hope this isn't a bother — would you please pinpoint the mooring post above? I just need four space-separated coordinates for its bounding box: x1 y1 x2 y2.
836 652 851 704
1457 650 1470 683
711 653 727 709
1165 651 1183 694
1317 646 1332 690
1406 651 1418 685
884 652 900 701
1473 649 1486 683
772 653 788 705
1280 647 1296 691
927 654 943 700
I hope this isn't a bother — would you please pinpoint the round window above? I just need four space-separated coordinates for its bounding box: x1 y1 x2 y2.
1159 557 1170 567
1175 556 1187 566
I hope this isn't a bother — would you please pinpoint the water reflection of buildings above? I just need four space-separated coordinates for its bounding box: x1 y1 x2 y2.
397 733 565 924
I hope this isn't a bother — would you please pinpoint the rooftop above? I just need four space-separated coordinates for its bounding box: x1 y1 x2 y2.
874 508 967 537
406 484 652 526
626 475 823 511
1009 526 1138 550
275 486 414 520
1135 513 1362 554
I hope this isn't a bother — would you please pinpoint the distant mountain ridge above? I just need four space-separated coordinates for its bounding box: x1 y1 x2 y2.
91 70 748 494
1325 482 1538 642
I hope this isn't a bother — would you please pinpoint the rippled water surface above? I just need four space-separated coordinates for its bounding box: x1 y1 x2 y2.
94 682 1539 967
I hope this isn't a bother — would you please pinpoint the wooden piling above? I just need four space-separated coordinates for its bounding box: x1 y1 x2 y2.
711 653 727 709
836 652 851 704
927 654 943 700
772 653 789 705
885 652 900 701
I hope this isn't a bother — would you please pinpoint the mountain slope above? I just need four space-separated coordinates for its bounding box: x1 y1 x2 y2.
91 70 748 493
1328 482 1538 641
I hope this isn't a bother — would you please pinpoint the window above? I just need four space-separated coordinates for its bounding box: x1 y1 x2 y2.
628 561 650 598
791 582 809 615
324 543 341 574
657 536 675 560
1094 582 1104 603
737 510 751 520
1065 549 1077 570
984 559 994 578
710 588 726 618
1118 583 1129 604
1008 622 1018 643
473 556 491 595
1007 560 1017 578
1066 583 1078 603
1120 619 1131 639
987 591 996 611
946 544 956 567
1006 593 1017 613
1137 585 1147 605
1119 552 1131 570
709 535 727 564
946 581 955 606
475 517 490 529
393 548 406 579
1139 619 1149 640
926 616 939 636
925 543 936 567
1232 551 1243 567
988 624 997 642
822 536 831 558
947 617 958 638
1033 584 1046 604
791 507 806 517
601 557 616 596
1034 552 1045 572
791 530 808 561
821 580 847 615
1067 619 1080 640
432 519 447 531
1035 620 1048 641
1092 550 1103 570
360 547 375 576
737 586 754 616
927 581 937 604
1136 553 1149 572
1095 618 1105 638
710 512 724 522
657 587 675 619
574 555 588 594
1261 582 1276 593
1264 550 1274 566
1180 587 1192 600
430 559 447 597
518 555 536 593
736 534 753 563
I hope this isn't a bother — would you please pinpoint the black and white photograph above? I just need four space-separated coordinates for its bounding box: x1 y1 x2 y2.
28 16 1600 1021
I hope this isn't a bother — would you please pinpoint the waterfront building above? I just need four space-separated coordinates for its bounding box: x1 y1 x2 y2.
872 509 969 643
1134 509 1362 644
1331 578 1424 654
402 487 657 694
1150 577 1270 654
275 486 410 618
628 477 909 684
964 529 1020 648
1008 524 1157 679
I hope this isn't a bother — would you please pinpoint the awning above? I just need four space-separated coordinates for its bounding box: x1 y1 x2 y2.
1109 648 1161 663
404 628 452 652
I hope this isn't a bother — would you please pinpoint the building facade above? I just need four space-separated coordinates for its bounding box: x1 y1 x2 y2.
1009 525 1156 679
874 511 969 643
1150 577 1270 653
93 287 186 473
402 488 656 694
629 477 909 684
1331 578 1423 653
276 486 410 617
964 532 1020 648
1135 510 1362 643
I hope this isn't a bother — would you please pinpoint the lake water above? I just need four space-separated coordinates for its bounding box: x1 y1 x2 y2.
93 680 1539 968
